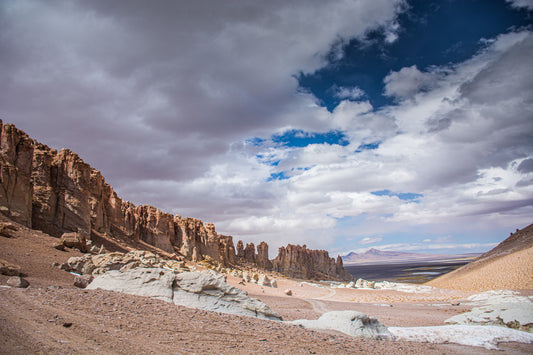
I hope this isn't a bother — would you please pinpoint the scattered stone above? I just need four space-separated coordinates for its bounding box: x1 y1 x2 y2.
62 322 73 328
355 278 376 289
7 276 29 288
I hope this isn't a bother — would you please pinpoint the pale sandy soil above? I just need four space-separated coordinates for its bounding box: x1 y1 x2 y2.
1 216 532 354
428 246 533 292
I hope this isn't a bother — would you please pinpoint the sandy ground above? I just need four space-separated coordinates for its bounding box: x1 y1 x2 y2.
428 246 533 292
1 216 532 354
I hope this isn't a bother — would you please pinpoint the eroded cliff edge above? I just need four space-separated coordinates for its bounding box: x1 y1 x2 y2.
0 120 351 280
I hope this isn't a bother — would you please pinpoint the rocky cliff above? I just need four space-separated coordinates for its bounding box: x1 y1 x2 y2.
273 244 351 280
0 120 350 280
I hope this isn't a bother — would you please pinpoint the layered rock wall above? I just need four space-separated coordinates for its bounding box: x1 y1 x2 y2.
0 121 351 280
0 121 236 265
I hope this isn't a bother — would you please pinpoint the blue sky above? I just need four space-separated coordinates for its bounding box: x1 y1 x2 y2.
1 0 532 257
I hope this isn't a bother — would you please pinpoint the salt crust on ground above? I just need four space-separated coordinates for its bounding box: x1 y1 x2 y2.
288 311 391 339
445 290 533 330
389 325 533 350
329 280 435 293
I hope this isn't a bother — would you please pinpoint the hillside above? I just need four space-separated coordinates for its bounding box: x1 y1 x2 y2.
427 223 533 292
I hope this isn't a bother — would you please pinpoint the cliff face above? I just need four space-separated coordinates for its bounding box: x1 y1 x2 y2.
273 244 352 280
0 121 350 280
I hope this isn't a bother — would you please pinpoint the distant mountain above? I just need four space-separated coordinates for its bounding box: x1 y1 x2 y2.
342 248 464 264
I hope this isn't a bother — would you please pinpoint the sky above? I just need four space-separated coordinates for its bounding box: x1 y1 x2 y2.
1 0 532 258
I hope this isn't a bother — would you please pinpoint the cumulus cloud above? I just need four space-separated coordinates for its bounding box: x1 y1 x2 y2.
0 1 531 256
383 65 443 100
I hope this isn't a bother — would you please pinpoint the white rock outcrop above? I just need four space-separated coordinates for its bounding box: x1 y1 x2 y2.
87 268 282 321
389 325 533 350
288 311 391 339
445 290 533 332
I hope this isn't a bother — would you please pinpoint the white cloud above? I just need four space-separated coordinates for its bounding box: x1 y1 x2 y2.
358 236 383 245
506 0 533 10
0 1 531 257
383 65 443 100
334 86 366 100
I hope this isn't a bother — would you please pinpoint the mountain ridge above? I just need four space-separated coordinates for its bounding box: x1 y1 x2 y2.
342 248 477 264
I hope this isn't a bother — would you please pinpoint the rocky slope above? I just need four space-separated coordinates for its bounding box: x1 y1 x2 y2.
427 223 533 291
0 120 350 280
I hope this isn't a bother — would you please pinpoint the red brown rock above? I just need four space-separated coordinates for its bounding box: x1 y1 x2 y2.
0 121 353 280
272 244 352 281
256 241 272 270
60 231 88 252
0 122 34 226
244 243 256 264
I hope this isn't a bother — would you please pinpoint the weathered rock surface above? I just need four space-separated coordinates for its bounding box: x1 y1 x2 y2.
0 123 34 227
273 244 352 280
87 267 282 321
7 276 29 288
60 231 88 252
445 290 533 332
0 222 17 238
289 311 391 339
73 274 94 288
0 258 21 276
63 250 188 276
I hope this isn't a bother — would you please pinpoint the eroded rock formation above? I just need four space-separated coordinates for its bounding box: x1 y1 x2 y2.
0 120 351 280
273 244 352 280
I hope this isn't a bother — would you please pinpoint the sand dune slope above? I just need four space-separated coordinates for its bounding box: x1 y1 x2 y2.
427 224 533 292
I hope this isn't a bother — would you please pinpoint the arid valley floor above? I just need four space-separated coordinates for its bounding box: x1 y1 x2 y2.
1 215 532 354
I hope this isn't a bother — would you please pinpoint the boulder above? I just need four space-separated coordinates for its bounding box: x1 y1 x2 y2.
289 311 391 339
285 289 293 296
87 268 282 321
73 274 93 288
66 255 95 275
7 276 29 288
0 259 21 276
257 274 272 287
60 232 87 252
88 268 176 302
0 222 17 238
